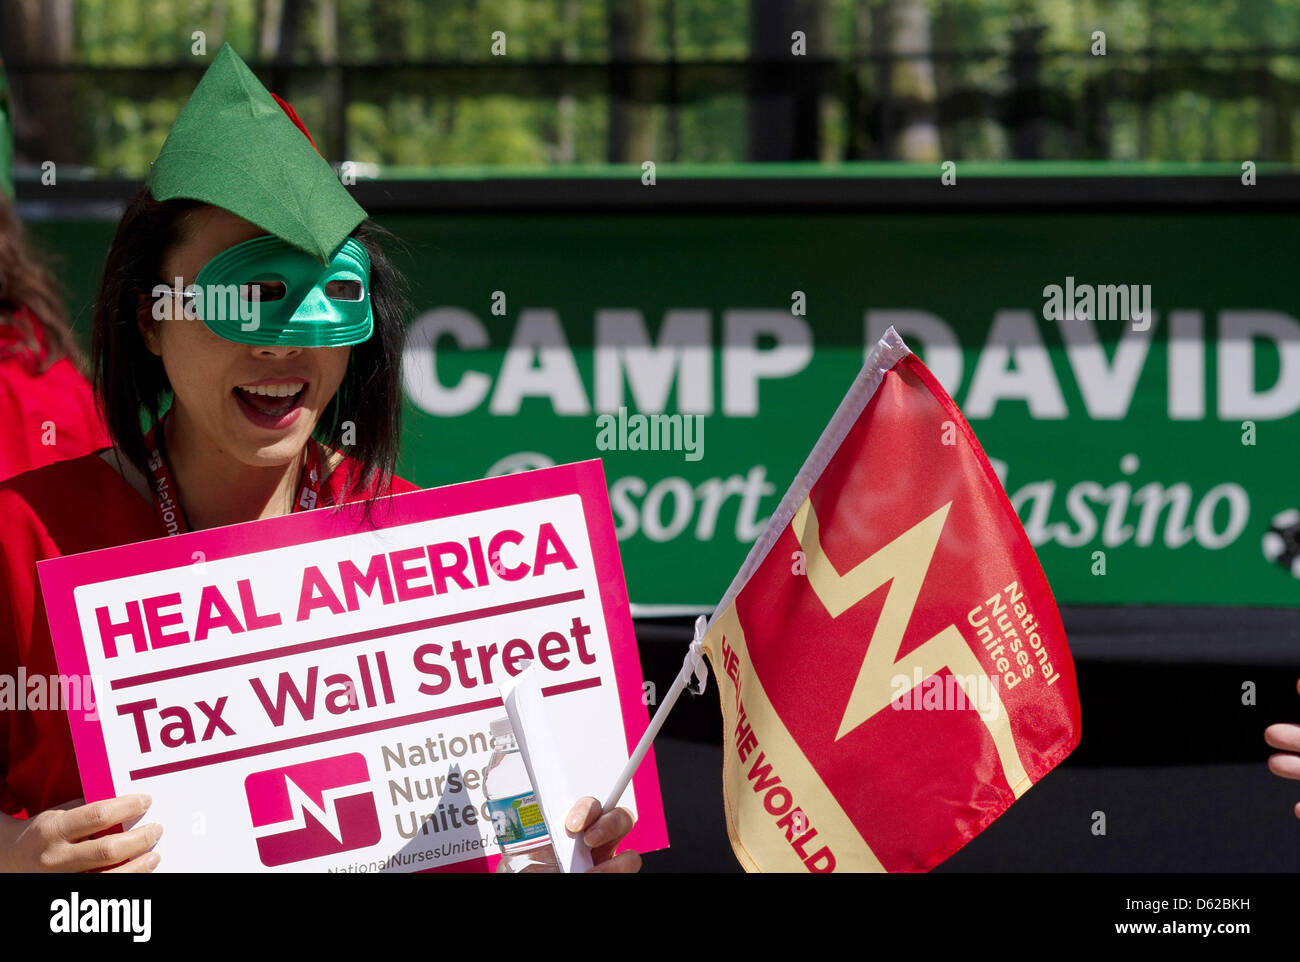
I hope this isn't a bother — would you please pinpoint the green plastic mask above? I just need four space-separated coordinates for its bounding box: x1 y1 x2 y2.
188 234 373 346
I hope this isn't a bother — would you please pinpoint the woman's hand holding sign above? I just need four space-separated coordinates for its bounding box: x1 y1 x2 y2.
0 794 162 873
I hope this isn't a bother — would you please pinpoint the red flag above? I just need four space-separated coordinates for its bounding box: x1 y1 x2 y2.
701 327 1081 872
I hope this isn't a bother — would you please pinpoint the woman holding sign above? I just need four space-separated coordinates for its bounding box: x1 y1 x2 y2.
0 44 638 874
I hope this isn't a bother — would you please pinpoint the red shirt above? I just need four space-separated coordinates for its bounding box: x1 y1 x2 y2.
0 306 111 482
0 449 418 818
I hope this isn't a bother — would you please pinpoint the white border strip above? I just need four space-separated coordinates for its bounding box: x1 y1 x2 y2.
703 326 913 632
628 604 714 619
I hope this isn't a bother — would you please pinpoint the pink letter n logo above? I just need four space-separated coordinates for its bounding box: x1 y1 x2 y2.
244 753 380 867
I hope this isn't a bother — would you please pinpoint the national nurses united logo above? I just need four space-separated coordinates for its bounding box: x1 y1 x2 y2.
244 753 381 866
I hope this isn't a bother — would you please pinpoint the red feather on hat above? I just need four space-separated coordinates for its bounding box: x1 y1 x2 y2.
270 92 320 155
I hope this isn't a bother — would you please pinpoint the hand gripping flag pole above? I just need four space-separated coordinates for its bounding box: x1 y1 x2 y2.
601 615 709 814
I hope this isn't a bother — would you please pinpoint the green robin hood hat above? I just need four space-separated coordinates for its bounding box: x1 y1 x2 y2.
147 42 365 265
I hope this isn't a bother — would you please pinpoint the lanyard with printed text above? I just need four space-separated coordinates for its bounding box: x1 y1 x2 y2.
142 417 323 536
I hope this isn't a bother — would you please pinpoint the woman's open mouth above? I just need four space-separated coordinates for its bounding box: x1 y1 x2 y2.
233 380 307 429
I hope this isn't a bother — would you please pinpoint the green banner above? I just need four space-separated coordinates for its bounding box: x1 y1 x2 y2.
32 208 1300 608
0 55 12 200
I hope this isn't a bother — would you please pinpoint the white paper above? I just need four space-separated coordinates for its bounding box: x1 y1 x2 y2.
501 664 594 873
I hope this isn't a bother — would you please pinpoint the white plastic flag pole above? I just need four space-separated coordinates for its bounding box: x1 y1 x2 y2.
601 615 709 814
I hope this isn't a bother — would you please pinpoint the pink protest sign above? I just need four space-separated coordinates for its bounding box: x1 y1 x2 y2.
38 460 666 872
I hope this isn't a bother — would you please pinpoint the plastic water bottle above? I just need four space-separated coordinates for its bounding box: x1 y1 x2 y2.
484 717 560 872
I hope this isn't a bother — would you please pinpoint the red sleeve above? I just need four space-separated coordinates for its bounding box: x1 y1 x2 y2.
0 351 111 484
0 486 40 816
0 482 79 817
0 455 158 817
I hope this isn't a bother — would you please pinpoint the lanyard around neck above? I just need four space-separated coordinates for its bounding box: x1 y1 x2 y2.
142 417 323 536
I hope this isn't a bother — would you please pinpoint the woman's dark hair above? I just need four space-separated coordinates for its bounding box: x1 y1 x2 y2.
0 192 83 371
91 188 410 505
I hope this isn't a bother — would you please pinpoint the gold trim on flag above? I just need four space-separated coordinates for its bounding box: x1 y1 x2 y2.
704 603 886 873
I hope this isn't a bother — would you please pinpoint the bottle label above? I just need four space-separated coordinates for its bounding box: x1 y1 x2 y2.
486 791 550 851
